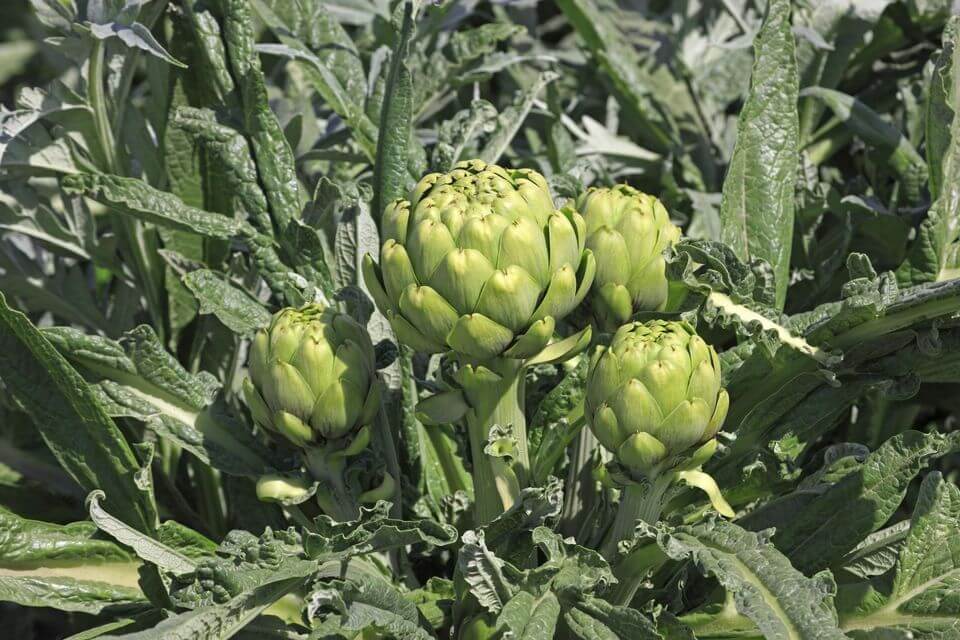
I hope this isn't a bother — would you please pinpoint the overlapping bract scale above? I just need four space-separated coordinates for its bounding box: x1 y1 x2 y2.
364 159 596 362
585 320 728 476
243 304 380 446
578 185 681 332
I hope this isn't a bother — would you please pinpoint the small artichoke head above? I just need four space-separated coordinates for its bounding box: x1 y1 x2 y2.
585 320 728 478
578 186 680 333
242 304 380 448
364 159 596 362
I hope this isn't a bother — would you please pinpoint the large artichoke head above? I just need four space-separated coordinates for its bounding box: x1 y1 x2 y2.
578 186 680 332
585 320 728 478
363 160 596 362
242 304 380 448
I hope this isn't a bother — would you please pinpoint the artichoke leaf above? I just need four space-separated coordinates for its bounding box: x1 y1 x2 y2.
416 390 470 425
675 469 734 518
525 325 592 368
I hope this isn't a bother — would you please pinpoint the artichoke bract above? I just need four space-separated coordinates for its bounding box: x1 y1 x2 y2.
586 319 727 478
242 304 380 448
578 186 680 332
363 159 595 362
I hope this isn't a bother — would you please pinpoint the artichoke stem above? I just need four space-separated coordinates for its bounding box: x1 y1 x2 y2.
559 410 596 538
304 448 359 522
461 357 528 524
601 476 672 559
601 476 674 605
608 541 669 606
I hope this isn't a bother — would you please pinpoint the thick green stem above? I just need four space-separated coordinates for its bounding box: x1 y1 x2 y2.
374 408 403 518
560 418 597 537
461 358 527 525
88 39 166 341
602 476 674 604
283 504 317 533
88 41 118 173
602 476 672 558
192 460 226 539
609 542 669 606
304 449 359 522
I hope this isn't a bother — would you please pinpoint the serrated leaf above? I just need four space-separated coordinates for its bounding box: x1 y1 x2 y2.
303 501 457 559
497 590 560 640
772 430 960 573
554 0 681 153
182 269 271 335
839 472 960 636
61 174 250 239
649 518 847 639
479 71 557 165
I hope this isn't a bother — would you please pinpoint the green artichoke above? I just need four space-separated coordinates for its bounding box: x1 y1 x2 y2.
578 186 680 332
242 304 380 448
363 159 596 362
585 319 728 478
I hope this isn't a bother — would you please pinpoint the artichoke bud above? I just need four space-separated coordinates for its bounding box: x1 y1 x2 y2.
578 186 681 332
244 304 380 451
585 320 726 478
364 160 595 362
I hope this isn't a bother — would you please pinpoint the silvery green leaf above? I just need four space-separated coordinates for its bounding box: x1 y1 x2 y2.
111 561 314 639
181 270 272 336
837 472 960 636
0 505 146 614
840 520 911 579
497 590 560 640
30 0 78 31
302 500 457 559
458 530 514 614
84 22 186 68
86 490 196 576
0 108 79 174
312 573 434 640
647 518 847 639
42 325 279 478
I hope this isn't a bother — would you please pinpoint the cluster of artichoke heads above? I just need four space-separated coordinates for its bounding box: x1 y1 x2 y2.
585 320 728 479
243 160 728 518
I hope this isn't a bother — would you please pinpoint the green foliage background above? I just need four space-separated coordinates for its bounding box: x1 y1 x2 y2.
1 0 960 638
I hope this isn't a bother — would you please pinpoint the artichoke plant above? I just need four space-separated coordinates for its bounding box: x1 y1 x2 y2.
578 185 681 332
243 304 385 519
364 160 595 523
586 320 732 558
